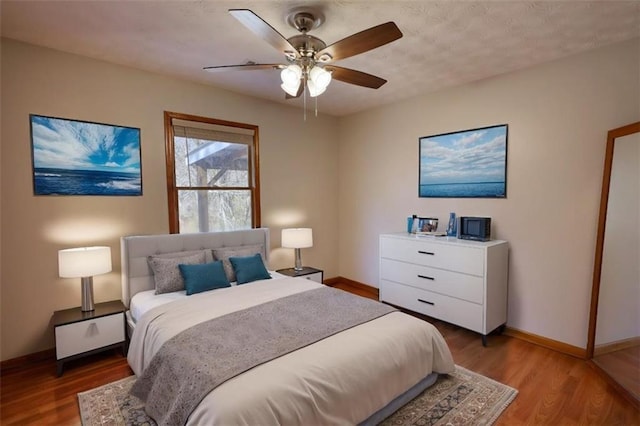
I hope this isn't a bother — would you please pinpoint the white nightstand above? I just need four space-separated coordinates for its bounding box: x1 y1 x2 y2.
52 300 127 376
276 266 324 283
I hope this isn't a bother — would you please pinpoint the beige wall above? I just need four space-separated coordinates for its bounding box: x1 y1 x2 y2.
2 36 639 361
337 38 640 349
0 39 339 361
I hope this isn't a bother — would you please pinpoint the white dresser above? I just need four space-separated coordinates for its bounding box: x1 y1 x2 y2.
379 233 508 345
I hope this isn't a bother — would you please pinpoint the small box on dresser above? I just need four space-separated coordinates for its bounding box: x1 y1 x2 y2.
379 233 508 346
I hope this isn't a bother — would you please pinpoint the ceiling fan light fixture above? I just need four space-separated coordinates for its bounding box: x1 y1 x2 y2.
213 9 403 111
284 50 298 60
307 79 326 98
280 64 302 86
317 53 333 63
309 66 332 89
281 81 301 97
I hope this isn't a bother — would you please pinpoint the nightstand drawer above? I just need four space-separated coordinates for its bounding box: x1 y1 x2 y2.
55 312 124 359
300 271 323 283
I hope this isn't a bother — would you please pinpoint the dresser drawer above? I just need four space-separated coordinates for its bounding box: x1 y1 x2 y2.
380 237 484 276
380 280 483 333
380 258 483 304
55 312 125 360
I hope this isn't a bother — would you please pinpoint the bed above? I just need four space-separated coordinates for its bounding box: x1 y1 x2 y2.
121 228 455 425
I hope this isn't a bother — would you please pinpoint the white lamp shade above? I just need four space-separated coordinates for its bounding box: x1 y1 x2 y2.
281 228 313 249
58 246 112 278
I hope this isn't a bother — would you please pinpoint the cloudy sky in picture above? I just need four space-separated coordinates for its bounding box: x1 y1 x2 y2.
31 115 140 174
420 125 507 185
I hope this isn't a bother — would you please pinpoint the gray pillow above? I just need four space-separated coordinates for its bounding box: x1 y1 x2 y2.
148 251 206 294
212 245 265 282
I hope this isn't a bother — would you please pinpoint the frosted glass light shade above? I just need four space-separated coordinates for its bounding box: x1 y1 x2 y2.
281 228 313 249
309 66 331 89
58 246 112 278
307 79 326 97
281 81 300 97
280 64 302 85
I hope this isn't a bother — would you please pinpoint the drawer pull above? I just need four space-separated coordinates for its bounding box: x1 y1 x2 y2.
417 274 434 281
418 250 435 255
418 298 435 306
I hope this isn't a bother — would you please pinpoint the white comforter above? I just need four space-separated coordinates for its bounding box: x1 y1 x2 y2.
128 276 455 425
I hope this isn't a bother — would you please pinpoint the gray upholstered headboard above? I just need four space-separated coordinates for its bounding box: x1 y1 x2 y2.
120 228 270 307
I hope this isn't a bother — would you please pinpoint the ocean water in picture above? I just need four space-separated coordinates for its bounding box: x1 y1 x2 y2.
419 124 507 198
30 114 142 196
34 168 141 196
420 182 505 198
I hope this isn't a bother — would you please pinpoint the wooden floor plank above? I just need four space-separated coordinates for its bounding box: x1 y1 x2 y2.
593 345 640 400
1 281 638 425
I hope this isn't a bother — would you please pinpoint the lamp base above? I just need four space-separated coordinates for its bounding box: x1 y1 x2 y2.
81 277 95 312
294 248 303 271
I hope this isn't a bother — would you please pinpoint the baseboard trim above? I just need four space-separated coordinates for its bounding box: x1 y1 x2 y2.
504 327 587 359
1 348 55 375
594 336 640 357
323 276 341 286
329 277 587 359
325 276 379 298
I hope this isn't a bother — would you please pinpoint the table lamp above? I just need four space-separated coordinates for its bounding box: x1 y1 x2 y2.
281 228 313 271
58 246 112 312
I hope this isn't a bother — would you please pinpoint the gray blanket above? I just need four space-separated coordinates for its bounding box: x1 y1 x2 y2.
130 286 397 426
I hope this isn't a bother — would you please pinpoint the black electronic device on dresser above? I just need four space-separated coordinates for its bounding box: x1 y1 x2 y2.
457 217 491 241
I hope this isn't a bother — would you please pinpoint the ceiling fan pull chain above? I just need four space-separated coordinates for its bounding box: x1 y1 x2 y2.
303 79 307 121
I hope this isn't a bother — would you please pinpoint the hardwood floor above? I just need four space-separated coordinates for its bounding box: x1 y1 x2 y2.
592 345 640 403
1 281 638 425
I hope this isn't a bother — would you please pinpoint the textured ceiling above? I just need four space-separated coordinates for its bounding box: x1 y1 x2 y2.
2 1 639 116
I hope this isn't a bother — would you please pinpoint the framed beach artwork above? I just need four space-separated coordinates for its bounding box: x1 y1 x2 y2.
419 124 508 198
30 114 142 196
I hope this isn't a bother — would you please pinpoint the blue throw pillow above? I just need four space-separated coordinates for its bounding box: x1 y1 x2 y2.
179 261 230 295
229 253 271 284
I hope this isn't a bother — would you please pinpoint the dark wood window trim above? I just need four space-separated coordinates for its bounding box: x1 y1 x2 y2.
164 111 261 233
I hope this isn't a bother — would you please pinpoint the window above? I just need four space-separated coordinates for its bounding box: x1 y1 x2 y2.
164 111 261 233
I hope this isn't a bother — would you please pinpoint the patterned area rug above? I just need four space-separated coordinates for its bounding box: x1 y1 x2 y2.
78 365 517 426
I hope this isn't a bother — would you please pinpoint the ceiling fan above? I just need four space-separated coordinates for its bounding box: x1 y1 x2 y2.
203 8 403 99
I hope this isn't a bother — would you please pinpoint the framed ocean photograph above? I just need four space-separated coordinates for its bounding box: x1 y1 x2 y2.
419 124 508 198
30 114 142 196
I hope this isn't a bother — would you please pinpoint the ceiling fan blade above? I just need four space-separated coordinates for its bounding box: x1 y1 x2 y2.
203 64 283 72
229 9 300 59
324 65 387 89
315 22 402 63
